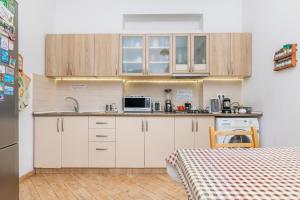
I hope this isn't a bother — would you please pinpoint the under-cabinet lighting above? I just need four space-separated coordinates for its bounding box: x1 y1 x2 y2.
55 77 124 82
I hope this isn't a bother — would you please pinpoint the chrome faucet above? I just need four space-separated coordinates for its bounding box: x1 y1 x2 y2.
65 97 79 112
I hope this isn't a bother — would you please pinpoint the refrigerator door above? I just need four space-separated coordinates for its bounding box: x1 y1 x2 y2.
0 144 19 200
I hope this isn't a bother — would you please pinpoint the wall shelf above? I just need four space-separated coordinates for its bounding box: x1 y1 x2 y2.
273 44 297 71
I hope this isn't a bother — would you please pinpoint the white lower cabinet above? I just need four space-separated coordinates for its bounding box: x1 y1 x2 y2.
145 117 174 168
175 116 214 149
116 117 144 168
89 142 115 168
61 117 89 167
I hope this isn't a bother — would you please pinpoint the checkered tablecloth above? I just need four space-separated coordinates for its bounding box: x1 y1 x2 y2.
166 148 300 200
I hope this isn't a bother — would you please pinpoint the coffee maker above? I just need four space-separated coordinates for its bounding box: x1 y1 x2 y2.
164 89 172 112
221 95 231 113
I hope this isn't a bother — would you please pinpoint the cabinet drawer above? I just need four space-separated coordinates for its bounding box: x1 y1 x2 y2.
89 129 115 142
89 142 115 168
89 117 115 129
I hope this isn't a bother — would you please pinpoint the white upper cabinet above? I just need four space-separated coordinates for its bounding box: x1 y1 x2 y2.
146 34 172 75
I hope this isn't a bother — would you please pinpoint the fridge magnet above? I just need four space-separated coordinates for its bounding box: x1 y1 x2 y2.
0 74 3 81
1 49 8 63
0 64 5 73
18 54 30 111
1 35 9 50
0 82 3 92
8 56 15 68
0 1 14 24
0 93 4 101
4 73 13 84
4 85 13 95
5 66 13 75
8 39 13 50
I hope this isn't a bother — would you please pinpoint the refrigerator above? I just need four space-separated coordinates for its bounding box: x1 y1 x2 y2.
0 0 19 199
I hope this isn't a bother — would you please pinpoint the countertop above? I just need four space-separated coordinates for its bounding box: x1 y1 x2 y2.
33 111 263 117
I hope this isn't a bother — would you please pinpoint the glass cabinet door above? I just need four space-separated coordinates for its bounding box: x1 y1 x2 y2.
173 34 190 73
191 34 209 73
121 35 145 75
146 35 172 75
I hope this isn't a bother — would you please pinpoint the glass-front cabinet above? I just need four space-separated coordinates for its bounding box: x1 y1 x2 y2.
120 35 145 75
173 33 209 74
146 35 172 75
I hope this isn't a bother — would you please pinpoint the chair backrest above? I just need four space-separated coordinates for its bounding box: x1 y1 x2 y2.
209 127 259 149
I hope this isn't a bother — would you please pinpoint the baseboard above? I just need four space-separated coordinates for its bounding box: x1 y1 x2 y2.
19 170 35 182
35 168 167 174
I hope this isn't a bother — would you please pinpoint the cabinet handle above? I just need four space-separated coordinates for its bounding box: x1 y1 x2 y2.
142 120 144 132
231 63 234 75
115 63 118 76
56 118 60 132
61 118 64 132
146 120 148 132
96 148 108 151
70 63 73 76
196 120 199 132
67 63 70 76
192 120 194 132
96 122 108 125
96 135 108 138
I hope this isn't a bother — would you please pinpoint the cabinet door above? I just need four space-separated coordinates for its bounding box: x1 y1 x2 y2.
45 35 65 77
209 33 231 76
194 117 214 148
173 34 191 73
66 34 95 76
145 117 174 168
34 117 61 168
116 117 144 168
191 34 209 73
61 117 89 167
146 35 172 76
94 34 119 77
175 117 194 149
120 35 145 76
231 33 252 77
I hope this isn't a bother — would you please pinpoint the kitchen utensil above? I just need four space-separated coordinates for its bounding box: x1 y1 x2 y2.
164 89 173 112
184 102 192 112
210 99 220 113
222 97 231 113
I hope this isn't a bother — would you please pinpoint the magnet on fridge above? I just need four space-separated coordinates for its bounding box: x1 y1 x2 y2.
9 56 15 68
4 85 13 95
1 49 8 63
0 82 4 92
0 74 3 81
1 36 8 50
0 93 4 101
4 73 13 84
5 66 13 75
8 39 13 50
0 64 5 73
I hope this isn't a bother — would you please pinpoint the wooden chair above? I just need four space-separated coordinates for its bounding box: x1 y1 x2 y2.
209 127 259 149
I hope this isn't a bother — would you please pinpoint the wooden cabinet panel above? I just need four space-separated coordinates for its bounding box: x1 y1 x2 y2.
34 117 61 168
175 117 194 149
231 33 252 77
145 117 174 168
191 33 210 73
209 33 231 76
45 35 65 76
89 142 115 168
116 117 144 168
61 117 89 167
194 117 214 148
173 34 191 73
94 34 119 76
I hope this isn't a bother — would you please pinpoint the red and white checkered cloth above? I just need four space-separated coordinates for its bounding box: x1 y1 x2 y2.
166 148 300 200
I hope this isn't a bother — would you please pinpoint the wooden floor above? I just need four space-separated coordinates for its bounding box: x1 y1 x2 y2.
20 174 187 200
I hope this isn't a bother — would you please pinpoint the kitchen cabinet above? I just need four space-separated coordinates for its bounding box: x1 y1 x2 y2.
210 33 252 77
34 116 89 168
61 117 89 167
45 34 95 77
34 117 61 168
173 34 209 74
144 117 174 168
146 34 172 75
175 117 214 149
120 35 146 76
116 117 144 168
94 34 119 77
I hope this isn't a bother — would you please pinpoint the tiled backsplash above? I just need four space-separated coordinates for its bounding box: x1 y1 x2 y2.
33 74 243 112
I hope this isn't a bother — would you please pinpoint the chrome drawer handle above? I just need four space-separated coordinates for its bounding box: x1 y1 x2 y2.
96 122 108 125
96 148 108 151
96 135 108 138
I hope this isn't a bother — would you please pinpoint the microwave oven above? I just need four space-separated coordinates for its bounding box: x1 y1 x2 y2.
123 96 151 112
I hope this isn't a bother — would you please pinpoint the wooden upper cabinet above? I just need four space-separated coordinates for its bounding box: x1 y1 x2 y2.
209 33 231 76
231 33 252 77
45 34 95 77
210 33 252 77
94 34 119 77
191 33 209 73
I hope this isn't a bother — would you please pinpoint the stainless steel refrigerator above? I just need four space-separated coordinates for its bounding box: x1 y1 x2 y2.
0 1 19 199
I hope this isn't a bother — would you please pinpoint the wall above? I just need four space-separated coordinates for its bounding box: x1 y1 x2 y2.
52 0 243 33
18 0 55 176
242 0 300 147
